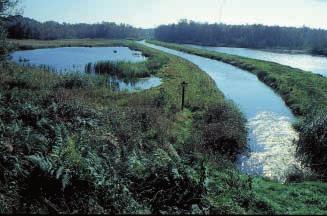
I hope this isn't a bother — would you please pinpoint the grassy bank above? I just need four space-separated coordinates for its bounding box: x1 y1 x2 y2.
9 39 136 50
148 40 327 117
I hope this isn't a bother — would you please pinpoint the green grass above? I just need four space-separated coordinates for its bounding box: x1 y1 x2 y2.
254 179 327 214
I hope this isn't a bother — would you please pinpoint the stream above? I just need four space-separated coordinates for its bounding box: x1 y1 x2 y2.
188 45 327 77
140 41 301 181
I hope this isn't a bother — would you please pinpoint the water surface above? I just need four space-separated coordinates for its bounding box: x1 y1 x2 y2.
141 41 300 181
111 76 162 92
188 45 327 77
11 47 147 73
11 47 161 91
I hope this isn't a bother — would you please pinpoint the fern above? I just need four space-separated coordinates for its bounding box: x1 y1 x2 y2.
51 125 67 159
26 154 71 190
27 154 54 175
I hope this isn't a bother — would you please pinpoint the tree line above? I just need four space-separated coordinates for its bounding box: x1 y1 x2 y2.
155 20 327 54
1 15 152 40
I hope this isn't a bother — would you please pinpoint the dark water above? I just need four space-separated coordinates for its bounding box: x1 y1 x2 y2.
140 41 300 181
11 47 161 92
188 45 327 77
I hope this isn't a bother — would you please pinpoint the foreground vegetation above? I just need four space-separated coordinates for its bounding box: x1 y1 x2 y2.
148 40 327 180
1 39 326 214
1 39 253 214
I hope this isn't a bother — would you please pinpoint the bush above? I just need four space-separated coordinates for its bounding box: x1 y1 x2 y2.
55 75 90 89
297 110 327 179
198 103 247 161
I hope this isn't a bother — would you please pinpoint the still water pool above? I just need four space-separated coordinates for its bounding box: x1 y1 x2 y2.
11 47 161 92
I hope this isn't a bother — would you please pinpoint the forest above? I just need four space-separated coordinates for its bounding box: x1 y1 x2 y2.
155 20 327 55
1 15 152 40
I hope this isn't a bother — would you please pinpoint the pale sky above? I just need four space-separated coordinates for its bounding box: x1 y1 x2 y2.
22 0 327 29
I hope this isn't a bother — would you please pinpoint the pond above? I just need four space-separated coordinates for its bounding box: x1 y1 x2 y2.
141 41 301 182
11 47 161 91
11 47 147 73
188 45 327 77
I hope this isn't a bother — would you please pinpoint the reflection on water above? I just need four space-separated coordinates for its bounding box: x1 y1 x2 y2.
189 45 327 77
239 111 300 182
108 76 162 92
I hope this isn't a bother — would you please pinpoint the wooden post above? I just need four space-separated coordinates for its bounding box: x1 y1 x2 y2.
181 81 188 110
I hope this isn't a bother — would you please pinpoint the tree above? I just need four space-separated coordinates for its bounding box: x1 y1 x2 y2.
0 0 20 17
0 0 20 61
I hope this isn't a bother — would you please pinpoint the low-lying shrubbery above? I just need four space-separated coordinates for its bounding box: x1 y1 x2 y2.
297 110 327 180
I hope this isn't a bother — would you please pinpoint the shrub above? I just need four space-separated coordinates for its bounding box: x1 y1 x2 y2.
55 75 90 89
297 110 327 179
200 103 247 161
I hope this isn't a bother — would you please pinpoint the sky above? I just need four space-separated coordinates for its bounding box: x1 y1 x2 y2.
22 0 327 29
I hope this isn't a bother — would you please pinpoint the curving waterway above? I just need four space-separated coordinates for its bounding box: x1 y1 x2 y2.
140 41 301 182
188 45 327 77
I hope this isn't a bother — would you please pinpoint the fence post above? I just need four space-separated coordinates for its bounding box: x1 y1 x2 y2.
181 81 188 110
